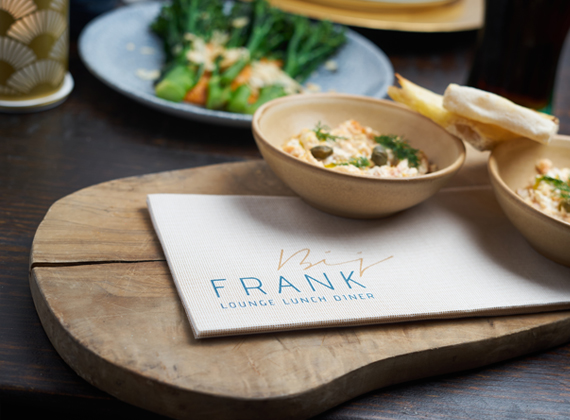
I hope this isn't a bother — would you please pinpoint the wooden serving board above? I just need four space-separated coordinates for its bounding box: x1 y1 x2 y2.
29 151 570 420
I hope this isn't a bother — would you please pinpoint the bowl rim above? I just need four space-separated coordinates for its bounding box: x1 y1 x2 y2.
252 93 466 183
488 137 570 229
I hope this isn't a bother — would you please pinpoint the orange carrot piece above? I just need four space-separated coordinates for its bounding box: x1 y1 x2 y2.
247 91 258 104
230 65 252 91
183 72 211 105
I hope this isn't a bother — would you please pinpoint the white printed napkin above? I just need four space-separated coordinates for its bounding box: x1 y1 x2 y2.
147 191 570 338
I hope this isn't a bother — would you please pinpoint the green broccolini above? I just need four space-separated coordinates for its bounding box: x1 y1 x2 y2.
151 0 227 62
156 64 202 102
150 0 346 114
204 0 291 112
152 0 221 101
284 16 346 82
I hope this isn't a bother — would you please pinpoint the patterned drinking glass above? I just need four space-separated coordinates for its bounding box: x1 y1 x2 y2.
0 0 73 112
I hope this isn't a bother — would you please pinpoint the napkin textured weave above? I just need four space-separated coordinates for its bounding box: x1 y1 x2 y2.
147 191 570 338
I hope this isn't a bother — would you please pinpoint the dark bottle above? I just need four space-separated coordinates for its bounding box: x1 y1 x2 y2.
467 0 570 112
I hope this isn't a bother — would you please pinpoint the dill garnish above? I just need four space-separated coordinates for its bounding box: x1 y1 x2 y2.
337 156 371 168
375 134 420 168
313 122 346 142
535 175 570 201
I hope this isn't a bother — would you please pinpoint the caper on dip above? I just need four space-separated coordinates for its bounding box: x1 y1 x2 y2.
282 119 435 177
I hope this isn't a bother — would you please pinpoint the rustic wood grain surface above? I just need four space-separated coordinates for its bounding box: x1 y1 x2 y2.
2 2 570 419
26 156 570 419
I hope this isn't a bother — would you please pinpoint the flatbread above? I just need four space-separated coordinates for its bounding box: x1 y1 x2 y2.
443 84 558 145
387 74 559 151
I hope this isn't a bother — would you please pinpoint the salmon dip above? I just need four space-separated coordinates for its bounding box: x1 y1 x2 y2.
517 158 570 223
281 119 435 178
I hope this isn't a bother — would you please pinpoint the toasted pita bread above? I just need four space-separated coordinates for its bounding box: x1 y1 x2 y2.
387 74 559 151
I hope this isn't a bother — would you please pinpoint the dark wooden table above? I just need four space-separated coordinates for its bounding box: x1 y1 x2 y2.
2 3 570 419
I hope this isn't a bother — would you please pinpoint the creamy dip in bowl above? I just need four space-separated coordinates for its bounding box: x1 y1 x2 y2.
489 136 570 267
252 93 465 219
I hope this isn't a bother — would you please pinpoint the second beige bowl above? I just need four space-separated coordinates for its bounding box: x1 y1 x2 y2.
252 93 466 218
489 136 570 267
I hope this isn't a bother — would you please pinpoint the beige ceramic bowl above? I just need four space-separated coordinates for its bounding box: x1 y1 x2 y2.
488 136 570 267
252 93 466 218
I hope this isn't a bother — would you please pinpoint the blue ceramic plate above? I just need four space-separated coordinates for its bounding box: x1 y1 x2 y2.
78 1 394 127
